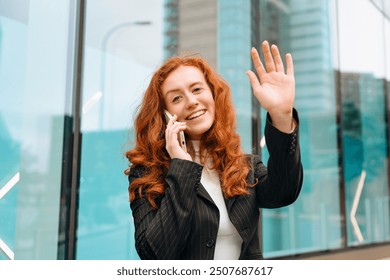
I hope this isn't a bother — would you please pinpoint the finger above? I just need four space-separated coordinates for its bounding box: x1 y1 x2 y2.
171 114 179 123
271 44 284 73
250 47 266 79
172 121 186 129
166 122 186 136
166 125 186 149
262 41 276 73
286 53 294 76
166 114 178 127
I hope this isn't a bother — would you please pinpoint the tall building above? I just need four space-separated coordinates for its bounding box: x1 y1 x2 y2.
164 0 218 68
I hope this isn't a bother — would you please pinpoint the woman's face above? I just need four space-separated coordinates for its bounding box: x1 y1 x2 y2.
162 65 215 140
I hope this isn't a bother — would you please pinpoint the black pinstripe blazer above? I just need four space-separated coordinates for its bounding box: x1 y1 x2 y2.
129 110 303 260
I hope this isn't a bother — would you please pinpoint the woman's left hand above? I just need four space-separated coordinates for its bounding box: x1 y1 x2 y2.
246 41 295 133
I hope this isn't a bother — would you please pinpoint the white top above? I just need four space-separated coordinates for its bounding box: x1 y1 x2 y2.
190 140 243 259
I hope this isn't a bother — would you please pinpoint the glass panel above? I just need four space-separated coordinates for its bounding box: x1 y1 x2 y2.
338 0 390 245
217 0 252 152
77 0 163 259
176 0 218 67
371 0 383 9
386 17 390 234
259 0 342 257
386 11 390 81
385 0 390 20
0 0 74 259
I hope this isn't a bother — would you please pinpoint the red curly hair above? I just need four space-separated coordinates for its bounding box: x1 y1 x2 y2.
126 56 252 208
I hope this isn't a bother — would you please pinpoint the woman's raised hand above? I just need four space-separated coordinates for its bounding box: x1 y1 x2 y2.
246 41 296 133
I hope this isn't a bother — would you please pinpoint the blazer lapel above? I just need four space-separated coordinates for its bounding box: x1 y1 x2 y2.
224 196 237 214
196 183 215 206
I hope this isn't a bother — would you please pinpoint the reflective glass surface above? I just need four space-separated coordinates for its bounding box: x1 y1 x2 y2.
77 0 389 259
218 0 252 152
2 0 390 261
0 0 75 259
259 0 342 257
77 0 163 259
338 0 390 245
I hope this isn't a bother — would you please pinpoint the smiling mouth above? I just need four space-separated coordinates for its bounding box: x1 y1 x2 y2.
186 109 206 120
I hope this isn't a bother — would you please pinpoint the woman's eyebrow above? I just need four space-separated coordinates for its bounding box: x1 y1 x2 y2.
165 88 181 96
165 81 203 96
189 81 202 88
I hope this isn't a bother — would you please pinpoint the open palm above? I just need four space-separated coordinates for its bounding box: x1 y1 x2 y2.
246 41 295 125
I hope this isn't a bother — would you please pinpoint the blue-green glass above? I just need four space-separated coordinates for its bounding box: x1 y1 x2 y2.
338 0 390 245
0 15 23 260
218 0 252 153
259 0 342 257
77 130 136 259
0 0 74 259
77 0 163 259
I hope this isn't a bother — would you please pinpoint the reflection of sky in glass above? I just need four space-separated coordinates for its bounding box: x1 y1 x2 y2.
0 14 26 261
0 0 18 256
385 18 390 80
77 0 164 260
81 48 155 131
338 0 386 77
0 18 26 142
81 0 164 132
0 0 73 259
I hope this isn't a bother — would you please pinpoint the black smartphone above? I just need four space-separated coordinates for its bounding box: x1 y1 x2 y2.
164 110 187 152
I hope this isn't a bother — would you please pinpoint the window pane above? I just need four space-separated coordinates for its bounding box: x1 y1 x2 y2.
338 0 390 245
260 0 342 257
218 0 252 152
77 0 163 259
0 0 74 259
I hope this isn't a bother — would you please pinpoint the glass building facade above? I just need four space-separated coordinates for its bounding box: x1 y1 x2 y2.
1 0 390 260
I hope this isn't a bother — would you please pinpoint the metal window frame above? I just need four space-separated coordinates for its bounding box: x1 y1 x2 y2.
57 0 86 260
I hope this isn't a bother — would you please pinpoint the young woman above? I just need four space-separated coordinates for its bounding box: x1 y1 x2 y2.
126 41 303 260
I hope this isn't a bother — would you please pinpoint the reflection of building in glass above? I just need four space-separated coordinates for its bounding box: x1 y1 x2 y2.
163 0 178 59
260 0 335 112
259 0 338 174
163 0 217 68
340 72 390 244
259 0 341 256
218 0 252 151
341 72 388 180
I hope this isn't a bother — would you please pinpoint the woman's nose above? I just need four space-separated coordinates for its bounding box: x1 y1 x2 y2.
185 94 199 109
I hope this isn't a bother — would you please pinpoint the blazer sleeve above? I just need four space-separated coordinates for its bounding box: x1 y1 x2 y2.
129 158 203 259
254 108 303 208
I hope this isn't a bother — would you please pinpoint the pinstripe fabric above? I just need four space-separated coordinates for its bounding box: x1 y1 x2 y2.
129 109 303 260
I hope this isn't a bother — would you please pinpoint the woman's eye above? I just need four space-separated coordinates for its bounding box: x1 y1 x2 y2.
172 96 181 102
193 88 202 93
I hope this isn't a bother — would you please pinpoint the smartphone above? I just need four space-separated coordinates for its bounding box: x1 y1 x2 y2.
164 110 187 153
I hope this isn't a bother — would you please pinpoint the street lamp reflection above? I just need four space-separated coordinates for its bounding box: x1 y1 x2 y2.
93 20 152 129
